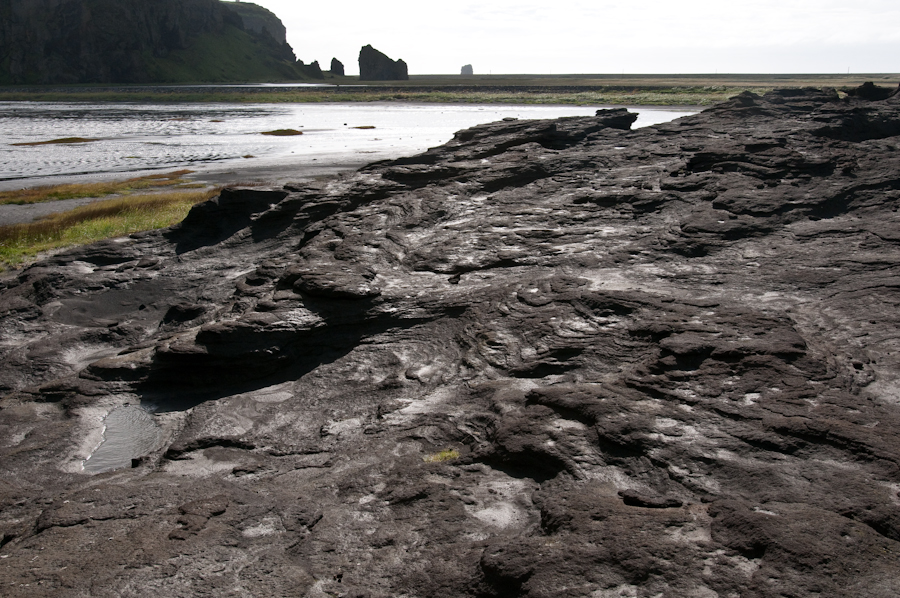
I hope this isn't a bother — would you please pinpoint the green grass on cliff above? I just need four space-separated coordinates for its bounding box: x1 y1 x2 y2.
143 24 300 83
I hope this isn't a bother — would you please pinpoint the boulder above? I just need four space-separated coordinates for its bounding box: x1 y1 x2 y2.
358 44 408 81
460 64 473 76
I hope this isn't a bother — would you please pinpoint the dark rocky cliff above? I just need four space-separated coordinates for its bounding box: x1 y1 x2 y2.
359 44 408 80
225 0 286 44
0 0 305 84
2 85 900 596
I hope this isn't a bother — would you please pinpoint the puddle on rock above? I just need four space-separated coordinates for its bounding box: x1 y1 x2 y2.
82 405 161 474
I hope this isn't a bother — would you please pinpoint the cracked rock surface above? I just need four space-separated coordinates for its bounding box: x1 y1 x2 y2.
3 85 900 597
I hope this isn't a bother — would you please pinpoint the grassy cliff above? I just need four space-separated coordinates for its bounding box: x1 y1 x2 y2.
0 0 309 84
142 24 302 83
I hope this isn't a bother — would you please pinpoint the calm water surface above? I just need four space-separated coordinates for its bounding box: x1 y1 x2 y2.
82 405 160 474
0 102 697 186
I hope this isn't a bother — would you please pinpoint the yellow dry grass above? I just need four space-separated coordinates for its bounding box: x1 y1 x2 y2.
423 449 460 463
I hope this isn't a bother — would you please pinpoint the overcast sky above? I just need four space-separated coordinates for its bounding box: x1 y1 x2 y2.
238 0 899 75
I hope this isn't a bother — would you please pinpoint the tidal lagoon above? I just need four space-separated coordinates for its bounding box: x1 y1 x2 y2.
1 102 696 189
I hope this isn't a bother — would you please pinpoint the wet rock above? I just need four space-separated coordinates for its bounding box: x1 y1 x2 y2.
2 83 900 596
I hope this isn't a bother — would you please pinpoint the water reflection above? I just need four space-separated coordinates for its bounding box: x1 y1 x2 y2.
0 102 697 185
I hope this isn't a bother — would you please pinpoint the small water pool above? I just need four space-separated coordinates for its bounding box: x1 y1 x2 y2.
82 405 161 474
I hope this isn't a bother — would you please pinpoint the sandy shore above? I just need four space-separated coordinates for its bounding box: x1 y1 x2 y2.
0 158 371 227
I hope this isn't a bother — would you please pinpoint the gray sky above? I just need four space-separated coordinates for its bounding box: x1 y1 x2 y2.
239 0 900 75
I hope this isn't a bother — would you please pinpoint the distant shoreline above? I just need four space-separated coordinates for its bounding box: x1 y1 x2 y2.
2 73 896 106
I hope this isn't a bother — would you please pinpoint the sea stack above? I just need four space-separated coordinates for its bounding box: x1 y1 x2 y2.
358 44 408 81
297 59 324 79
330 57 345 76
460 64 473 76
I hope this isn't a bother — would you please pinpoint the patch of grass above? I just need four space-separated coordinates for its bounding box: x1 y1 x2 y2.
423 449 460 463
0 74 891 105
260 129 303 136
10 137 99 146
0 188 218 270
0 170 196 205
0 87 742 105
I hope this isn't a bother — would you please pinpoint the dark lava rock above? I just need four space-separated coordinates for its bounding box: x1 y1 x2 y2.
461 64 474 76
3 82 900 596
330 57 345 76
358 44 408 81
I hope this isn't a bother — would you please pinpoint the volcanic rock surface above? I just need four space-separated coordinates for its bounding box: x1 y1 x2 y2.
3 85 900 597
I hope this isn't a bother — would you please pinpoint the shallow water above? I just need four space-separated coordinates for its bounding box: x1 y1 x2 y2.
0 102 697 187
82 405 160 474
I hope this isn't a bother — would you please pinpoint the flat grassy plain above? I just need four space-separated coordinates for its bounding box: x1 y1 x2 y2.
2 73 896 106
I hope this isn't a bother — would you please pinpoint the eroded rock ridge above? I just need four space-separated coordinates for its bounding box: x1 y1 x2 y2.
2 86 900 597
